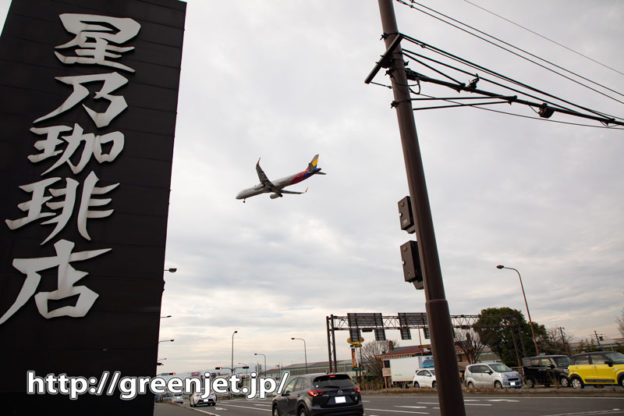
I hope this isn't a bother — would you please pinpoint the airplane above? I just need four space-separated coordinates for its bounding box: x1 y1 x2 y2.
236 154 325 202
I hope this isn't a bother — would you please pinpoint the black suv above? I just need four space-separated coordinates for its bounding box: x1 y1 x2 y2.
522 355 571 387
272 373 363 416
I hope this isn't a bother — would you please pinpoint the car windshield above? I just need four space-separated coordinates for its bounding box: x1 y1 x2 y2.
604 352 624 364
553 356 571 367
313 375 355 389
489 363 513 372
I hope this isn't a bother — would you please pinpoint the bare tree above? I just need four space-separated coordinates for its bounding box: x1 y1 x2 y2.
618 309 624 338
359 340 397 379
454 327 486 364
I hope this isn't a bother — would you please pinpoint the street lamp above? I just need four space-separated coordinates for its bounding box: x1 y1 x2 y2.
164 267 177 273
254 353 267 377
496 265 539 355
231 330 238 375
159 339 174 343
291 337 308 374
161 315 172 319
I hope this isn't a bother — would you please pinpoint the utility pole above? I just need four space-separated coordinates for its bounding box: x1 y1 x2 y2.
374 1 466 414
594 330 603 348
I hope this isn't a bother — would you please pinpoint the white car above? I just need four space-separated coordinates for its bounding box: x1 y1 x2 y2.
412 369 436 388
190 391 217 407
464 362 523 389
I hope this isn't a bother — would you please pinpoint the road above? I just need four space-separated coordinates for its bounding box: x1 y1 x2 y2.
155 393 624 416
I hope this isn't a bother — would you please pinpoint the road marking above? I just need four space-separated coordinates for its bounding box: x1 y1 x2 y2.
186 406 221 416
396 405 427 409
488 399 520 402
543 411 624 416
365 408 429 414
219 403 271 412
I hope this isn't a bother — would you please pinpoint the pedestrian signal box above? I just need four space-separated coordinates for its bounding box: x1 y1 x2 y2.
400 240 423 289
398 196 415 234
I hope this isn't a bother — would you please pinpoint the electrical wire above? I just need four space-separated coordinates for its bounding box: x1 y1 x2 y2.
402 47 600 119
413 92 624 130
463 0 624 77
401 36 624 122
394 0 624 105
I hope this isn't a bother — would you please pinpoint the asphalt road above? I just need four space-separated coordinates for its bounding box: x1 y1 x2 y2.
154 393 624 416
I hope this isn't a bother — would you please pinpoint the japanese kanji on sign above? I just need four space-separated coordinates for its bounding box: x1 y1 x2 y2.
0 1 186 414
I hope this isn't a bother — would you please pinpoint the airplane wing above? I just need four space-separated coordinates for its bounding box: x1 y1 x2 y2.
255 158 282 194
279 188 308 195
255 158 272 186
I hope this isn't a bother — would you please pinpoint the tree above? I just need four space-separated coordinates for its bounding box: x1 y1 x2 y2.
454 326 486 364
359 340 397 380
618 309 624 338
474 307 547 367
539 328 572 356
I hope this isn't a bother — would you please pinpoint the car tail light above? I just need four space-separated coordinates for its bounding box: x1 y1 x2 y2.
353 386 360 393
307 390 325 397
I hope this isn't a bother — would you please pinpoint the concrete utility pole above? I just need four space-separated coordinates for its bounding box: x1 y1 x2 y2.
375 1 466 415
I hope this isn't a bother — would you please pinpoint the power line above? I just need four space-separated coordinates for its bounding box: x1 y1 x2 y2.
401 36 624 122
401 67 624 126
394 0 624 105
412 92 624 130
365 34 624 127
403 46 621 122
463 0 624 77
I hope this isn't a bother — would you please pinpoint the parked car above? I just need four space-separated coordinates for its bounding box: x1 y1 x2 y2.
272 373 363 416
522 355 571 387
190 390 217 407
568 351 624 389
464 362 523 389
412 368 436 389
161 393 184 404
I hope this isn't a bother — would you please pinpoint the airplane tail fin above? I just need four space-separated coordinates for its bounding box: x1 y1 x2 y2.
307 154 319 172
307 154 325 174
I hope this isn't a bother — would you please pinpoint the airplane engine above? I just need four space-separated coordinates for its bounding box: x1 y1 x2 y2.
270 193 282 199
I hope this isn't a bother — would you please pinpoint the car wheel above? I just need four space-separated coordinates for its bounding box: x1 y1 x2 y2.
298 405 310 416
619 375 624 388
571 377 584 389
560 377 569 388
494 381 503 389
413 381 420 388
525 378 535 388
432 381 436 389
467 382 474 389
272 405 281 416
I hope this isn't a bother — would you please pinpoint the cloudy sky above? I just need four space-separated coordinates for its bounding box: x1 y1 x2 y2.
1 0 623 374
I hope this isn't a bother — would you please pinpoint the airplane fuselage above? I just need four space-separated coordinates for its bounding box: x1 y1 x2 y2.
236 167 322 200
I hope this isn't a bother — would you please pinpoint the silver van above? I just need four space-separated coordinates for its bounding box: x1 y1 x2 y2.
464 362 522 389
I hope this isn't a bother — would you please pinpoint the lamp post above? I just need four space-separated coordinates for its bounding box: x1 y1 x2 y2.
231 330 238 376
291 337 308 374
159 339 174 343
164 267 177 273
254 353 267 377
496 265 539 355
161 315 172 319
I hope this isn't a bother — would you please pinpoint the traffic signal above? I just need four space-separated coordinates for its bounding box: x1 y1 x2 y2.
400 240 423 289
398 196 415 233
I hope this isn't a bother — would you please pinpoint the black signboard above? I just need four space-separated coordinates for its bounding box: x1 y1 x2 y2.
0 0 186 414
